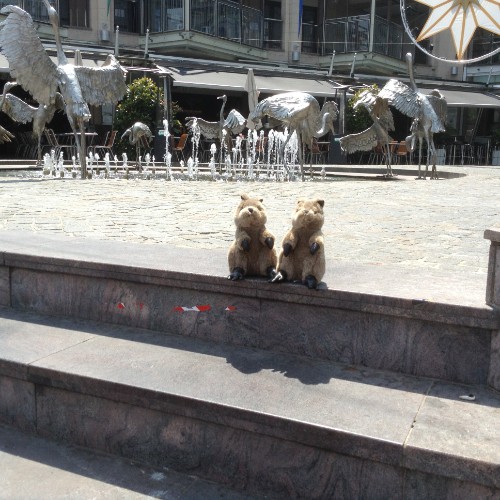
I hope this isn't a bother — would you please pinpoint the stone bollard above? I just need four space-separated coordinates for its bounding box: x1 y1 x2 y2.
485 229 500 308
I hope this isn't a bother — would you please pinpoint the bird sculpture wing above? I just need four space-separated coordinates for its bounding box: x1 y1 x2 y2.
0 124 14 144
0 6 59 106
339 126 379 154
185 117 220 139
378 79 421 119
250 92 316 124
74 55 127 106
427 92 447 130
224 109 246 134
379 107 395 132
1 93 37 124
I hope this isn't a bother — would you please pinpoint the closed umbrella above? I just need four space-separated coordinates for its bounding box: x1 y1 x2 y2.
244 68 260 129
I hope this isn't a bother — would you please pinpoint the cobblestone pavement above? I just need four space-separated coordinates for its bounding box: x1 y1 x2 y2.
0 165 499 275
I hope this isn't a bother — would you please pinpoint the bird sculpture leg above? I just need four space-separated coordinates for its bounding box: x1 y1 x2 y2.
279 132 292 179
428 138 438 180
384 142 393 177
308 138 314 179
423 131 432 180
136 143 141 171
79 119 87 178
297 132 305 181
68 115 87 179
37 134 42 165
417 139 423 180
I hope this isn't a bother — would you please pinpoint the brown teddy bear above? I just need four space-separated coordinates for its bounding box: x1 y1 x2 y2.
271 198 325 289
228 193 278 280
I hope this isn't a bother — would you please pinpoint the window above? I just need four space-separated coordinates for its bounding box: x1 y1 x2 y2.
59 0 89 28
115 0 140 33
302 6 318 53
264 0 281 49
165 0 184 30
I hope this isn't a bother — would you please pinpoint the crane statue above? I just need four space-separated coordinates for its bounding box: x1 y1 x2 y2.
121 121 153 169
248 92 338 180
339 89 396 177
0 0 127 178
185 95 246 152
0 82 64 163
378 52 447 180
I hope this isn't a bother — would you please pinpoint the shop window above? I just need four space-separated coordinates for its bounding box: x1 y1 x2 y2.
115 0 140 33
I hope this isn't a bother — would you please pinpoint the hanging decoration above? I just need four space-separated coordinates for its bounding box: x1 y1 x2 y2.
400 0 500 63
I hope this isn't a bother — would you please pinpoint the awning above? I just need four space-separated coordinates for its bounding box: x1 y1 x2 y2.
423 88 500 108
0 53 106 74
162 66 343 98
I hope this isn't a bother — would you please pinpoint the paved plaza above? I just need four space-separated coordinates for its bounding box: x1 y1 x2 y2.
1 165 498 276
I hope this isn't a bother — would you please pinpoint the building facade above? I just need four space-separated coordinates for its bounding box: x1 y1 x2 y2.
1 0 499 154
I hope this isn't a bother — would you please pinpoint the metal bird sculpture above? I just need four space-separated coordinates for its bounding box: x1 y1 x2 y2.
340 89 396 177
248 92 338 180
0 0 127 178
378 52 447 180
185 94 246 149
121 121 153 168
0 81 64 163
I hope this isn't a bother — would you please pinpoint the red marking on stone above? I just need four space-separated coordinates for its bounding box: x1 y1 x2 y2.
174 305 212 312
225 306 237 311
117 303 125 309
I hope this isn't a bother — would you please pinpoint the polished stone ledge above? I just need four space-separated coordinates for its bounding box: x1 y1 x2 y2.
485 228 500 308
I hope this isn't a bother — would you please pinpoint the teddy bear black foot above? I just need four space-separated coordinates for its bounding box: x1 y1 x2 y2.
270 270 288 283
228 267 245 280
304 275 318 289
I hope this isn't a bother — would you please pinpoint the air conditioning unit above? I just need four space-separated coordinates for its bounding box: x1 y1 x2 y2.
100 29 110 42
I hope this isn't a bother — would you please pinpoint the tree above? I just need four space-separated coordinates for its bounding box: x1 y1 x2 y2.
345 85 379 134
113 76 181 157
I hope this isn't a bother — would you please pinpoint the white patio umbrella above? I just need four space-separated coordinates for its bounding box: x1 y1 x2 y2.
244 68 260 129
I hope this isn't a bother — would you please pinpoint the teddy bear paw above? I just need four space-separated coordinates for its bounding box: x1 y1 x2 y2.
228 267 245 281
304 275 318 289
265 237 274 249
266 266 277 280
310 242 320 255
283 243 293 257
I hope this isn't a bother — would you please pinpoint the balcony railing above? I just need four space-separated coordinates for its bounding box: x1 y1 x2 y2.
323 14 406 60
0 0 51 22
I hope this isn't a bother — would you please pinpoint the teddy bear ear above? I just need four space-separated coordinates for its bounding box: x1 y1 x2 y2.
316 199 325 208
240 193 249 200
296 198 305 205
259 198 263 203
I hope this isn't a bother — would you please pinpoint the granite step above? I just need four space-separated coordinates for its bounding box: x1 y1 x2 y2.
0 424 256 500
1 232 498 389
0 306 499 499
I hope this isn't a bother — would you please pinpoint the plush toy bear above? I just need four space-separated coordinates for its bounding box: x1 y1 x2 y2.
228 193 277 280
271 198 325 289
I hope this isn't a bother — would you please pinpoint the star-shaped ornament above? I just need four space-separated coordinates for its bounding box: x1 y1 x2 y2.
414 0 500 59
